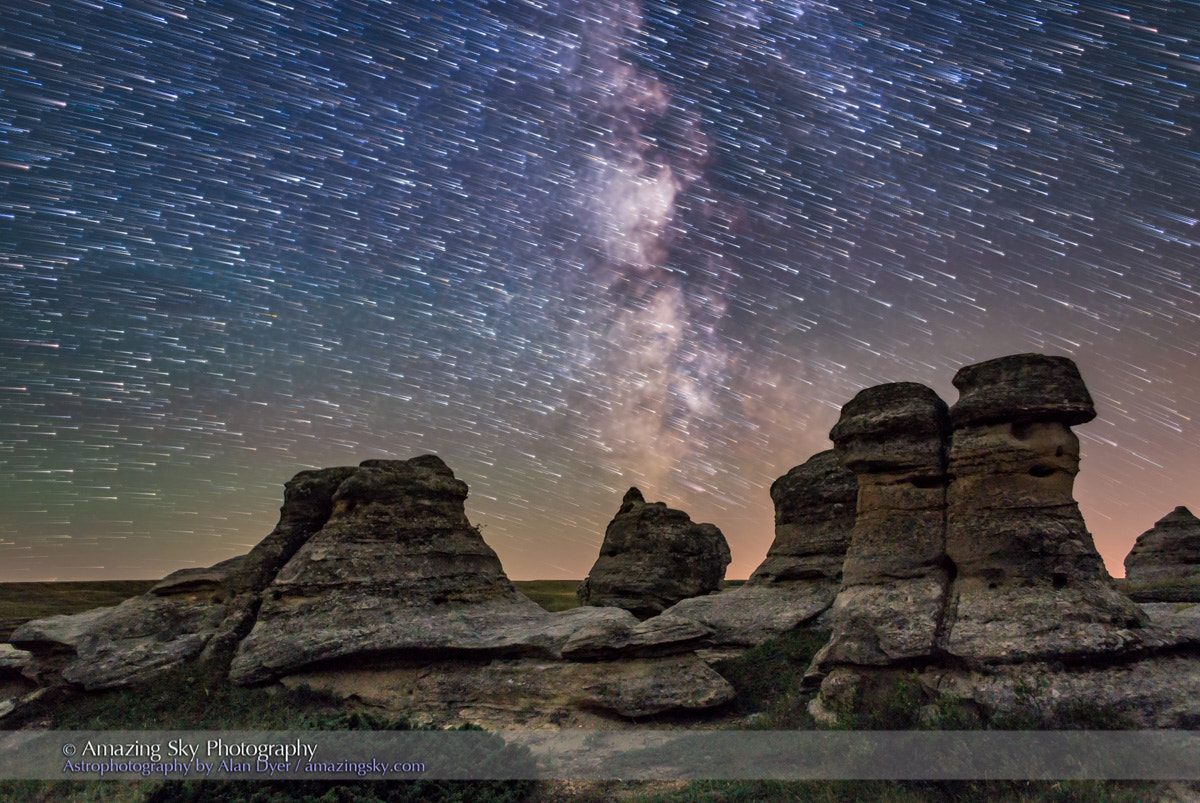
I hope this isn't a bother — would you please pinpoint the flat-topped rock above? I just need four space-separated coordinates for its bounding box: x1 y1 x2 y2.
230 456 544 684
577 488 731 619
949 353 1096 427
809 383 952 676
828 382 951 477
943 354 1147 664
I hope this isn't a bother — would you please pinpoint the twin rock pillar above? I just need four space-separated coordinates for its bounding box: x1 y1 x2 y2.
808 355 1146 706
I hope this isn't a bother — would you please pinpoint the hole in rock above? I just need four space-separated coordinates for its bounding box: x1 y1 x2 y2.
1011 422 1034 440
1029 465 1056 478
1052 573 1068 589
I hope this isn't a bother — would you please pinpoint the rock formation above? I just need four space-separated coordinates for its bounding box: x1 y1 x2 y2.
577 487 731 619
1124 507 1200 597
10 466 357 689
663 451 854 646
231 456 565 684
942 354 1147 663
9 454 733 722
750 450 857 585
808 382 953 675
805 354 1193 727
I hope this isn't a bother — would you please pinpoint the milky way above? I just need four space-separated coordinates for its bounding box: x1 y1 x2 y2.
2 0 1198 581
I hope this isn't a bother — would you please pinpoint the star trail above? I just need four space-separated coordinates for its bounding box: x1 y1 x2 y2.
2 0 1198 581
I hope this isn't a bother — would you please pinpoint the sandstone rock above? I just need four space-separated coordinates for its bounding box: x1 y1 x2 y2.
809 383 953 674
577 487 731 619
662 584 837 647
926 656 1200 729
9 596 228 689
661 452 853 646
1124 507 1200 593
560 612 712 660
277 653 735 726
750 450 856 585
0 644 32 674
230 456 559 684
949 353 1096 428
943 353 1147 664
10 465 354 690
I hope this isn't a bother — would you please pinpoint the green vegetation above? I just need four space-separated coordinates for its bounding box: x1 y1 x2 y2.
614 778 1165 802
1115 577 1200 603
712 628 828 728
2 667 534 803
0 577 746 633
513 580 582 612
0 581 157 640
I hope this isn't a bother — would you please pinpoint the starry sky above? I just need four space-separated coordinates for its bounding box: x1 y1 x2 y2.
2 0 1198 582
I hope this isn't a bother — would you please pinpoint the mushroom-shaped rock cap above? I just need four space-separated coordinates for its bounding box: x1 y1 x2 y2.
951 353 1095 427
829 382 950 474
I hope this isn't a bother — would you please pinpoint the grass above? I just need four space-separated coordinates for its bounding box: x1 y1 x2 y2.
1115 577 1200 602
513 580 582 612
712 628 829 728
0 578 749 635
0 581 157 640
2 666 536 803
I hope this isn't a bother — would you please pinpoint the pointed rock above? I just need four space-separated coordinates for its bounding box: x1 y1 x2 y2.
1124 507 1200 597
577 488 731 619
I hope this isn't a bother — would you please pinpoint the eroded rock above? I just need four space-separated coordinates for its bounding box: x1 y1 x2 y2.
1124 507 1200 597
663 452 853 646
942 353 1147 664
230 456 554 684
751 450 856 585
10 466 355 690
808 383 952 675
577 488 731 619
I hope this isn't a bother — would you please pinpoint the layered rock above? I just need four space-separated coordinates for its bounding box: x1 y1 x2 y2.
942 354 1147 663
664 452 854 646
230 456 553 684
9 466 355 689
806 355 1189 727
1124 507 1200 597
229 458 732 722
808 383 953 675
577 488 731 619
750 450 857 585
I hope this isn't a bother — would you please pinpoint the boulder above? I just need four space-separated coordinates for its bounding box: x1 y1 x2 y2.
577 487 731 619
942 353 1147 664
1124 507 1200 596
9 466 356 690
808 383 953 675
560 612 712 661
662 584 837 647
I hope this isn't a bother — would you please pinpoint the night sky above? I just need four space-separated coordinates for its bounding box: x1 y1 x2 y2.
2 0 1198 582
